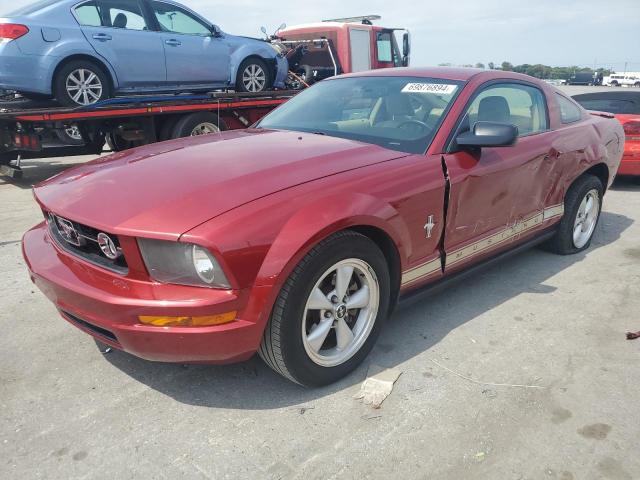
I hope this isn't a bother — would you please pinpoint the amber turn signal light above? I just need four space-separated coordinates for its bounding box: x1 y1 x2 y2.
139 311 237 327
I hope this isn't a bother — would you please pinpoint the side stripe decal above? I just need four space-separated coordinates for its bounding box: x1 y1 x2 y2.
400 204 564 286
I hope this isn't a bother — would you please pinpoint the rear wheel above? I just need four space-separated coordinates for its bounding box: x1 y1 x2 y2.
236 58 271 93
54 60 111 107
259 231 390 386
544 175 603 255
169 112 227 139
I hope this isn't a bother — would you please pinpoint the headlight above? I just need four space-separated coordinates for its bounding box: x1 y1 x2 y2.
137 238 230 289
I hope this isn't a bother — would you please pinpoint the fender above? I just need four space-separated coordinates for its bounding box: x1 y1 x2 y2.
228 40 281 84
241 192 412 327
46 46 120 91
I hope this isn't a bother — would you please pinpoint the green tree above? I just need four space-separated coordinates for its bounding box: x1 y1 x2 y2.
488 62 495 70
501 61 514 71
475 62 485 69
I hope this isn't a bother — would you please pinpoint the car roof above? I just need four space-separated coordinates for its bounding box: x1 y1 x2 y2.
338 67 543 84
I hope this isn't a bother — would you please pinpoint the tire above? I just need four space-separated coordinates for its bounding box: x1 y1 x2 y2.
235 58 271 93
635 82 640 88
159 116 179 141
54 60 111 107
106 133 137 152
259 231 391 386
55 124 85 146
544 174 604 255
170 112 227 139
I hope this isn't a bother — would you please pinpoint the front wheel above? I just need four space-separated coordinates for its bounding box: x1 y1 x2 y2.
544 174 603 255
259 231 390 386
236 58 271 93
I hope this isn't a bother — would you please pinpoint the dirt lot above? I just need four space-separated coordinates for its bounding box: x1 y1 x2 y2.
2 148 640 478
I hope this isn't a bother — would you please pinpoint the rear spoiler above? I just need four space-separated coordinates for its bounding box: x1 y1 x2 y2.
587 110 615 119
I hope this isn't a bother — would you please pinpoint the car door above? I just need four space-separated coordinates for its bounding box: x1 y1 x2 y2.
441 81 557 272
75 0 166 89
148 0 230 85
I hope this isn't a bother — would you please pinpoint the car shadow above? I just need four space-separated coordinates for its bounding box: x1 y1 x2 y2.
611 176 640 192
102 210 633 410
0 157 92 189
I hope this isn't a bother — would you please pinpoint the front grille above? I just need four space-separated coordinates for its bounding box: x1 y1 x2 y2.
47 213 129 275
62 310 119 344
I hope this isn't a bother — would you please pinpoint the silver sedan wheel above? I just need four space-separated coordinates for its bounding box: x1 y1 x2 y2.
301 259 380 367
66 69 103 106
573 189 600 248
190 122 220 136
242 64 267 92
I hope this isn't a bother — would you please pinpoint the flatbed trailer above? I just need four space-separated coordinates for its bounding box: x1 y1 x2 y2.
0 90 298 179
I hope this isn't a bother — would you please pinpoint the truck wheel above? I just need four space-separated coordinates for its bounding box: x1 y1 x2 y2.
170 112 227 139
106 133 137 152
55 124 84 146
236 58 271 93
54 60 111 107
544 175 603 255
259 231 391 386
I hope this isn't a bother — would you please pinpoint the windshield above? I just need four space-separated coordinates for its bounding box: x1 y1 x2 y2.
258 76 463 154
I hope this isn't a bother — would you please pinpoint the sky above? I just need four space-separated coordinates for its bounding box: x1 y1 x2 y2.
4 0 640 72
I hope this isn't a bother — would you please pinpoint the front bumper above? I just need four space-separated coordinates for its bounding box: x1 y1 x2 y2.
273 55 288 89
22 222 264 363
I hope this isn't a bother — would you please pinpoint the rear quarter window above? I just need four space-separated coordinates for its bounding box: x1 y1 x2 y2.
557 94 583 124
74 1 102 27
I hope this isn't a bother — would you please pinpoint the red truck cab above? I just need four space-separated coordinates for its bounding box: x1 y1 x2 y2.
279 15 410 76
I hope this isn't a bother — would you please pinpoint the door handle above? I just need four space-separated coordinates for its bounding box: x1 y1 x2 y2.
92 33 112 41
165 39 182 46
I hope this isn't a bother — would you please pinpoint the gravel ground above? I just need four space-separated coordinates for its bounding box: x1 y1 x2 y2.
1 145 639 478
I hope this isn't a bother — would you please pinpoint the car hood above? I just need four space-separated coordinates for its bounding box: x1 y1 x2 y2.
34 129 409 239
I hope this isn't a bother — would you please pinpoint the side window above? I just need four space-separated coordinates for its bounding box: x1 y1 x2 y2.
465 83 548 136
376 32 393 63
102 1 148 30
151 1 211 36
556 94 583 124
74 1 103 27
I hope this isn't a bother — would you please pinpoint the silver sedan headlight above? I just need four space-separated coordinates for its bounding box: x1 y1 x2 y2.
138 238 231 289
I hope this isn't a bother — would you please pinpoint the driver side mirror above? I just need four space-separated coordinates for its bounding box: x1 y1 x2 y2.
456 121 519 148
211 25 222 37
402 32 411 67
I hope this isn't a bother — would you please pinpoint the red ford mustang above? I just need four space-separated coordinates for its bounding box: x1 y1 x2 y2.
23 68 624 386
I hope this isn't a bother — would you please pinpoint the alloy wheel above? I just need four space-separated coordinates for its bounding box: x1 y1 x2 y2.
66 69 103 106
242 64 267 92
301 259 380 367
65 125 82 142
573 189 600 248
